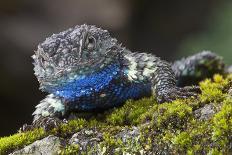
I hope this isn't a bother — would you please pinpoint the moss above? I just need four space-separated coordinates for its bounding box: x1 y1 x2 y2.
106 97 155 126
53 118 88 137
100 132 123 153
99 131 142 154
172 131 192 149
138 74 232 154
212 98 232 150
1 74 232 154
59 144 80 155
0 128 46 154
154 99 193 130
199 75 227 103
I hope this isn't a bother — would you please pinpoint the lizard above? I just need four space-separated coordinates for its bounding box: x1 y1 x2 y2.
31 24 225 129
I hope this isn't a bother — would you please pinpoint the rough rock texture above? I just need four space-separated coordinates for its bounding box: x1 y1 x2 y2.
69 129 103 152
194 104 216 120
10 135 63 155
116 126 140 143
228 87 232 96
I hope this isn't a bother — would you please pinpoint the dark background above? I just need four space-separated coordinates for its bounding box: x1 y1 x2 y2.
0 0 232 136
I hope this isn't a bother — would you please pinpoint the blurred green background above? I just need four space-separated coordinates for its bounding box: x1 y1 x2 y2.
0 0 231 136
179 1 232 64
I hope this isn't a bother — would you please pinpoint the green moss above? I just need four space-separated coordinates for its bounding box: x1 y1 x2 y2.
99 131 142 154
199 74 228 103
59 144 80 155
53 118 88 137
106 97 155 125
1 74 232 154
154 100 193 130
138 74 232 154
212 98 232 150
101 132 123 150
0 128 46 154
172 132 192 149
207 148 223 155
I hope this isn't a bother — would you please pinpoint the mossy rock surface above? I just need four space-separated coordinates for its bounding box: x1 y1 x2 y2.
0 74 232 154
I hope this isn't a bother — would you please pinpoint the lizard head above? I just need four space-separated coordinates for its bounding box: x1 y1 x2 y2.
32 24 123 91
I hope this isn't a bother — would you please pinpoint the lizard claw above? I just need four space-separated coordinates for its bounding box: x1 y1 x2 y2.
19 123 33 132
157 86 201 103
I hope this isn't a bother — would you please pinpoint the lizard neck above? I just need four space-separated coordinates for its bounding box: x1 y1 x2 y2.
47 62 122 101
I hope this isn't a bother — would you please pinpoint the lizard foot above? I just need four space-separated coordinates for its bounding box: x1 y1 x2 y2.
20 117 67 132
20 123 33 132
157 86 201 103
32 117 64 131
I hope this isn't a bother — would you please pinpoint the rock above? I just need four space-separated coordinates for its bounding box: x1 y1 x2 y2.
194 104 215 120
228 87 232 96
68 127 140 154
115 126 140 143
10 135 63 155
69 129 103 152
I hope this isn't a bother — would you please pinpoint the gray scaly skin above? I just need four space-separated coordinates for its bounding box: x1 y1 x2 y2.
29 24 225 130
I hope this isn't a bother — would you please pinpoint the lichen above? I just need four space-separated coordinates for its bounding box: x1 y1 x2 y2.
1 74 231 154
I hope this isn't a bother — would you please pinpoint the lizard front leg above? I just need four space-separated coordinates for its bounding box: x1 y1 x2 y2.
124 52 200 103
150 59 200 103
31 94 67 130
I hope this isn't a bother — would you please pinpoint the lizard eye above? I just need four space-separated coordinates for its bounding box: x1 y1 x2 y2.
85 36 96 51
